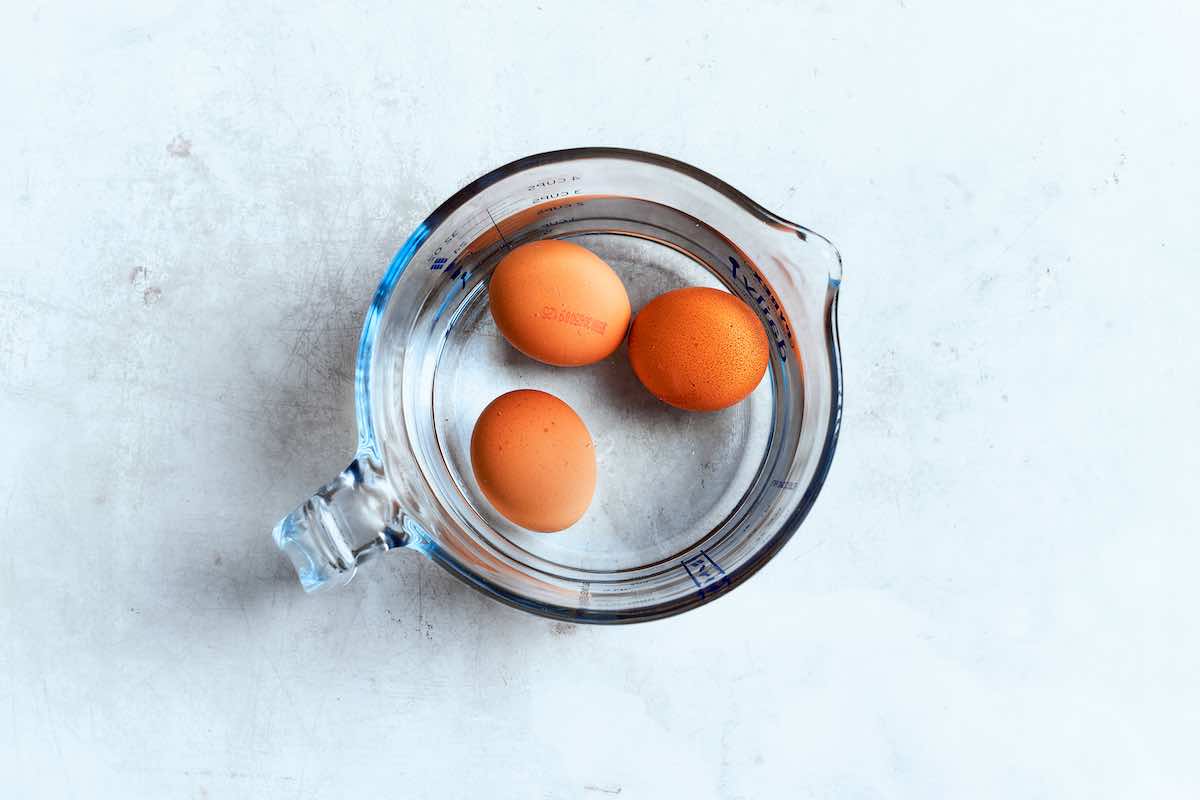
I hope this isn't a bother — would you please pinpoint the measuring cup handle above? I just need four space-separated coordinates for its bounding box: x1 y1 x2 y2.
272 455 405 592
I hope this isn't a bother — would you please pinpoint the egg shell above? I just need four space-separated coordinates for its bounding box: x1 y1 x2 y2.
627 286 770 412
488 240 631 367
470 389 596 533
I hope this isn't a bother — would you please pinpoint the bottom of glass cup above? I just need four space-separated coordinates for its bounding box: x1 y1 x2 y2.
429 231 776 577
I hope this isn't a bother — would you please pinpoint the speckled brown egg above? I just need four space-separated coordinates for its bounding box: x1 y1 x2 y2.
470 389 596 532
627 287 769 412
488 240 630 367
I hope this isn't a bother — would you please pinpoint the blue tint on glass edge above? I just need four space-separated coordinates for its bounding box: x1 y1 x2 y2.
354 224 430 457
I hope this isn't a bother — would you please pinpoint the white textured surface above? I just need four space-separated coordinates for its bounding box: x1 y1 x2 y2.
2 2 1199 797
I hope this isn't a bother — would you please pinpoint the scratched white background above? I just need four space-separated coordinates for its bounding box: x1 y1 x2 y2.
2 2 1199 798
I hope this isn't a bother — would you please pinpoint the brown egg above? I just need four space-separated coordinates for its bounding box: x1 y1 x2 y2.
470 389 596 532
627 287 770 412
488 240 631 366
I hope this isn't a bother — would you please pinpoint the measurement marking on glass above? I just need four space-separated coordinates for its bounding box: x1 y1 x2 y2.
485 207 511 249
526 175 581 191
682 550 729 598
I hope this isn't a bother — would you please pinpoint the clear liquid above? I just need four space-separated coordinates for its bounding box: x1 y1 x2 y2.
431 232 773 573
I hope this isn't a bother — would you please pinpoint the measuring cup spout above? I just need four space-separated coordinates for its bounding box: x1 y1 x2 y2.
273 455 405 591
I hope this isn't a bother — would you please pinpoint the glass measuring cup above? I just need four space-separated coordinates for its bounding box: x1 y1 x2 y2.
273 148 843 623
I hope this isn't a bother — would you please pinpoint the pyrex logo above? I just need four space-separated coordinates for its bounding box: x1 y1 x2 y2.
727 256 791 362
